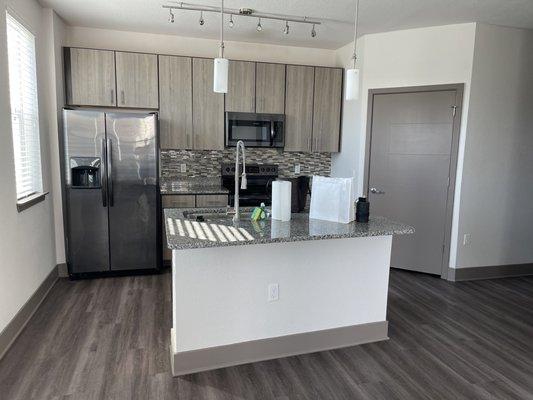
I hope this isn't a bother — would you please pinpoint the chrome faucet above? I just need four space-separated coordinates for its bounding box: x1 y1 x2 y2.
229 140 247 221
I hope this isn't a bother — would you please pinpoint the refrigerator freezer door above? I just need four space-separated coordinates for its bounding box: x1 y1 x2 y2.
63 109 110 273
105 112 159 271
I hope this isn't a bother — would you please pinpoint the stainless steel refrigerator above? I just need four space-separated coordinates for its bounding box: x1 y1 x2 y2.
62 109 160 276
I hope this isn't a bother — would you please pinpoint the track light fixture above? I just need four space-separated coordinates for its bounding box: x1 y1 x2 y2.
162 3 321 38
168 8 175 23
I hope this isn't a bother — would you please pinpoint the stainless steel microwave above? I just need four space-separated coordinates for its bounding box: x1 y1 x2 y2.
226 112 285 148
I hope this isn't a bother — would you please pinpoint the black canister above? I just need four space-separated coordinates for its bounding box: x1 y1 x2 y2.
356 197 370 223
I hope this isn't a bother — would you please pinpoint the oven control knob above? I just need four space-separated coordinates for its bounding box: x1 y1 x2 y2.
225 167 231 173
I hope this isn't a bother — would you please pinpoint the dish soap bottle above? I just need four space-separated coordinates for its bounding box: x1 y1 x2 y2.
251 203 268 221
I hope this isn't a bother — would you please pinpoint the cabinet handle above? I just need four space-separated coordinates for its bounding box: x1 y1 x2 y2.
111 89 114 105
121 90 125 105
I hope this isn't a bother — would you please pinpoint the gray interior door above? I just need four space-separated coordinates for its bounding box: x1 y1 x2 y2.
63 110 110 273
368 90 456 275
106 113 158 271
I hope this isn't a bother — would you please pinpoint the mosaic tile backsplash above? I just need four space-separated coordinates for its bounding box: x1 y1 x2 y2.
160 149 331 180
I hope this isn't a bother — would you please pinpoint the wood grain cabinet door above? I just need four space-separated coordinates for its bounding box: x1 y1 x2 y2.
116 52 159 109
312 67 343 152
66 48 116 106
192 58 224 150
196 195 228 207
225 61 255 113
284 65 314 152
256 63 285 114
159 55 193 149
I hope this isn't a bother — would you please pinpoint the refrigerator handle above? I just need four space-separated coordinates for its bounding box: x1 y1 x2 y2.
101 139 107 207
107 138 114 207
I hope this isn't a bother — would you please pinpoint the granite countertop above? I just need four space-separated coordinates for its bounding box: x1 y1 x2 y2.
160 180 229 195
164 207 414 250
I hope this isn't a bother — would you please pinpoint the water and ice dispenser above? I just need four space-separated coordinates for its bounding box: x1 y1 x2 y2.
70 157 101 188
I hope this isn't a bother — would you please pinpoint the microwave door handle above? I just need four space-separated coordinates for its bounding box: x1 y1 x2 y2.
270 120 275 146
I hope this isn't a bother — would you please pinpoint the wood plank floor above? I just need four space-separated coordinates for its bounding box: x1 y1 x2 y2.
0 269 532 400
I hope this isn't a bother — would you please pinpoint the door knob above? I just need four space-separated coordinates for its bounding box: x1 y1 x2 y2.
370 187 385 195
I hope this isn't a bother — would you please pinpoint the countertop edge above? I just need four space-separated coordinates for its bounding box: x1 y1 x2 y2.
166 229 414 250
164 208 414 251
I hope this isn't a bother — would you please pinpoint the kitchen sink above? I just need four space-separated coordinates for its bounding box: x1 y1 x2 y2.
182 211 249 223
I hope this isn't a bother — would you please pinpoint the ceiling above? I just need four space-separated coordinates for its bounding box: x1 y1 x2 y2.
39 0 533 49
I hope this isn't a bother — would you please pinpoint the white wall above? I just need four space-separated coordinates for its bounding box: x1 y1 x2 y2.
455 24 533 268
66 26 339 67
331 39 365 181
174 236 392 352
0 0 59 332
42 9 66 265
332 23 476 272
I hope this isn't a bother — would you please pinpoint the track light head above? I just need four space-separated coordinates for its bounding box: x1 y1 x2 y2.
311 24 317 37
283 20 290 35
168 8 175 23
256 18 262 32
229 14 234 28
199 11 205 26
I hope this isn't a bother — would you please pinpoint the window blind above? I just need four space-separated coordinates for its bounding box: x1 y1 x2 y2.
6 11 43 200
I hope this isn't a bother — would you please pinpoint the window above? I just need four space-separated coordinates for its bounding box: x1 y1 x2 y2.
6 11 43 203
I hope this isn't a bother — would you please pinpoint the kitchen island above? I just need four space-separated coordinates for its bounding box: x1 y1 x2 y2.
165 208 413 376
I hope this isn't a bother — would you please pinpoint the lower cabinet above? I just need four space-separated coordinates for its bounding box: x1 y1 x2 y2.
196 195 228 208
162 194 229 264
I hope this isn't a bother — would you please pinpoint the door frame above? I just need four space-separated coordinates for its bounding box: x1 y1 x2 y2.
363 84 464 279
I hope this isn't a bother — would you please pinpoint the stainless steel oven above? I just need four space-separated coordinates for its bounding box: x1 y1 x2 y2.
226 112 284 148
221 164 278 207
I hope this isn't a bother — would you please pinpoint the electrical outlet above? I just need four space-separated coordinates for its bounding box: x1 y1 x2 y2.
180 163 187 173
268 283 279 302
294 164 301 174
463 234 471 246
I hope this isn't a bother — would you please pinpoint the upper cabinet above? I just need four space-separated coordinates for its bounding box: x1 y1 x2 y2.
284 65 315 152
159 55 193 149
115 52 159 109
312 67 343 152
192 58 224 150
65 48 116 107
63 47 343 153
225 61 255 113
256 63 285 114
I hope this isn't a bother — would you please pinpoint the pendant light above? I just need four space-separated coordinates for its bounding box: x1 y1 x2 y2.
345 0 360 100
213 0 228 93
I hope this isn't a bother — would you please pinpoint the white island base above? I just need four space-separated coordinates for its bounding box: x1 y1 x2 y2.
170 235 393 376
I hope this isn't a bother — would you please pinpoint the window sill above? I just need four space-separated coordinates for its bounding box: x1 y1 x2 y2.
17 192 48 213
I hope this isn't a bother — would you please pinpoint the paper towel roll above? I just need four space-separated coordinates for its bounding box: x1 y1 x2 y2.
271 180 292 221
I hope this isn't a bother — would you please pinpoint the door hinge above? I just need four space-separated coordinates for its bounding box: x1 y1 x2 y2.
451 105 457 117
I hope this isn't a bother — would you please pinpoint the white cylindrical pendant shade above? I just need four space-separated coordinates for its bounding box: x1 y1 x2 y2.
345 68 360 100
213 58 229 93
